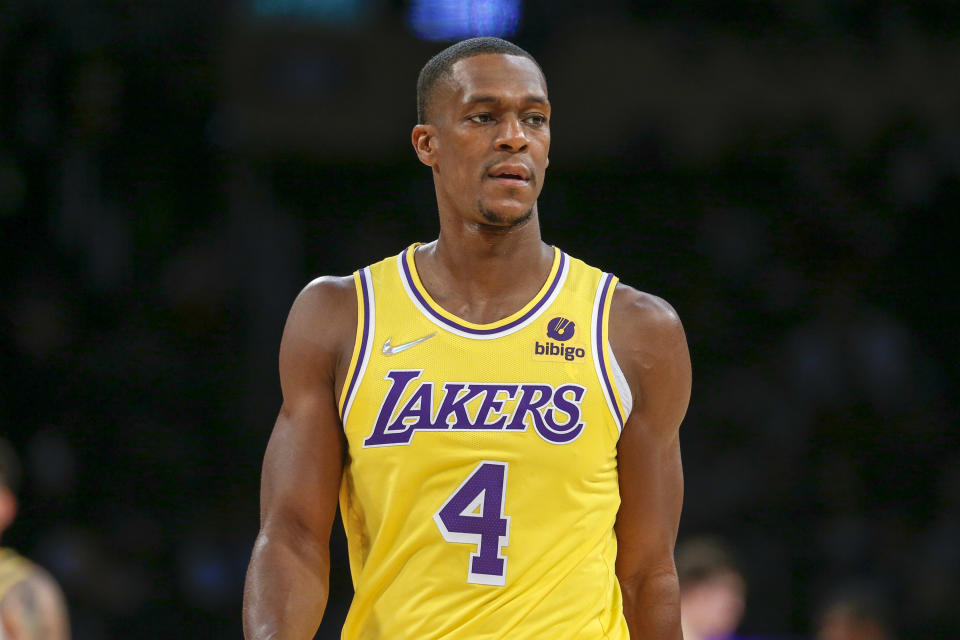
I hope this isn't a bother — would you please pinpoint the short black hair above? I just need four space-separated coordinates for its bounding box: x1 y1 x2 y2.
416 37 544 124
0 438 21 495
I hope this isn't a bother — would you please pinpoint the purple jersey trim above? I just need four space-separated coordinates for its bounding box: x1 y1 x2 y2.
400 247 567 337
341 268 371 418
595 272 625 429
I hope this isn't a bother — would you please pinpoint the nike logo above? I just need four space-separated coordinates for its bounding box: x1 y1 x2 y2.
382 333 437 356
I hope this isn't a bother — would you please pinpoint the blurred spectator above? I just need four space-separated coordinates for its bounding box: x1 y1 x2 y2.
677 536 747 640
815 587 895 640
0 438 71 640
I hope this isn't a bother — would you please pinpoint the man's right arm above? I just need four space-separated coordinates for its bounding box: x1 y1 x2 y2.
242 276 357 640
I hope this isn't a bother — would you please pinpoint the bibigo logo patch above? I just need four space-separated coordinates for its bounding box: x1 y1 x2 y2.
534 316 586 363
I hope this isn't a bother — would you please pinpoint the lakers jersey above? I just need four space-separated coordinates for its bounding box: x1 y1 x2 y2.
337 244 633 639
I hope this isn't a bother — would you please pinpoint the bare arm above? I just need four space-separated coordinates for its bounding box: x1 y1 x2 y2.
610 284 692 640
0 568 70 640
242 276 357 640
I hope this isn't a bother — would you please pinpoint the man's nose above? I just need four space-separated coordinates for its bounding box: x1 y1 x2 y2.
494 115 528 152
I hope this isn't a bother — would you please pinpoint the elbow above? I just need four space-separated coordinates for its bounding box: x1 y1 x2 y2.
617 565 682 639
257 521 331 568
618 565 680 604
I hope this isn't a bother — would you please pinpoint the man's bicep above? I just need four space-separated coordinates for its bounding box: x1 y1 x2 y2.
610 285 691 581
259 278 353 543
260 401 344 539
243 277 354 639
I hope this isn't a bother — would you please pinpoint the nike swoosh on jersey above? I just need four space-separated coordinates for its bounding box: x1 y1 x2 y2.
382 333 437 356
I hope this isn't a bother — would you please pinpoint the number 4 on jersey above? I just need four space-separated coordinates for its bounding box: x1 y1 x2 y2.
434 461 511 586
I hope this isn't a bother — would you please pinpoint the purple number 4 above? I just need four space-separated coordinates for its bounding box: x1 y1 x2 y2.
434 461 511 586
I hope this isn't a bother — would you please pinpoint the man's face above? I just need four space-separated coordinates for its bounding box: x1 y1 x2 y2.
420 53 551 227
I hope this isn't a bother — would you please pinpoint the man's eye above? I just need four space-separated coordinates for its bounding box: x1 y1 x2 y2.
524 114 547 126
469 114 493 124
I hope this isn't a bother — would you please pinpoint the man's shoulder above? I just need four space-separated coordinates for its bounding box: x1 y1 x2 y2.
550 250 682 333
609 282 683 336
282 275 358 350
295 246 406 309
298 274 356 305
606 281 689 405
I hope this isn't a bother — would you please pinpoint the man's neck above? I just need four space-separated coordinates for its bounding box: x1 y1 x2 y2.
414 209 555 325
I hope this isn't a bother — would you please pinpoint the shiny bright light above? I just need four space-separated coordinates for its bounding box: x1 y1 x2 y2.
409 0 522 41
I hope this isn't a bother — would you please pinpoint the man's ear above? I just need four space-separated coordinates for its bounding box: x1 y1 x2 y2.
412 124 439 167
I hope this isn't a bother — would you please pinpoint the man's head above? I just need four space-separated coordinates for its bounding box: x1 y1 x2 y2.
412 37 550 229
0 438 21 538
677 537 746 640
416 37 544 125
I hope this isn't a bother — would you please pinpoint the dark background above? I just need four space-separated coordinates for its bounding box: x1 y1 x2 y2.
1 1 958 638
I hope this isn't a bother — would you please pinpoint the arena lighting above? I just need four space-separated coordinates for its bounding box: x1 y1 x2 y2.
409 0 522 41
249 0 375 24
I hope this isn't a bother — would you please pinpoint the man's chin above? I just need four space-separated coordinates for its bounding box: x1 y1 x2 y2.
478 202 535 228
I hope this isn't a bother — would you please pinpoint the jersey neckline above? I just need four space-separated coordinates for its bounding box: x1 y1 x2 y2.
397 243 569 340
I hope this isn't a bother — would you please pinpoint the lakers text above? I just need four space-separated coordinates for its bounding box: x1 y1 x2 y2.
363 369 587 447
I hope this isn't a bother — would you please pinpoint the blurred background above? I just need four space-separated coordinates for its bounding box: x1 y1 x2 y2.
1 0 958 638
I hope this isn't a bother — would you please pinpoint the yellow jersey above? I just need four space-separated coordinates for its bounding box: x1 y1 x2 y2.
337 244 633 639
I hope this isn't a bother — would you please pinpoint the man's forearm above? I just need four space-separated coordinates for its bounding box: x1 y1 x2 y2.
619 570 683 640
243 529 330 640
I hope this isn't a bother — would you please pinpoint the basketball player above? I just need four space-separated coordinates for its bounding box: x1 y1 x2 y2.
243 37 691 639
0 439 70 640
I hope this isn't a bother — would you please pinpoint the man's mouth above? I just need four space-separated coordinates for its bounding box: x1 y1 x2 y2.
488 164 532 185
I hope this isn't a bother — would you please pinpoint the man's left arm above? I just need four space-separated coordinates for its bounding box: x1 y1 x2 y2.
609 283 692 640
